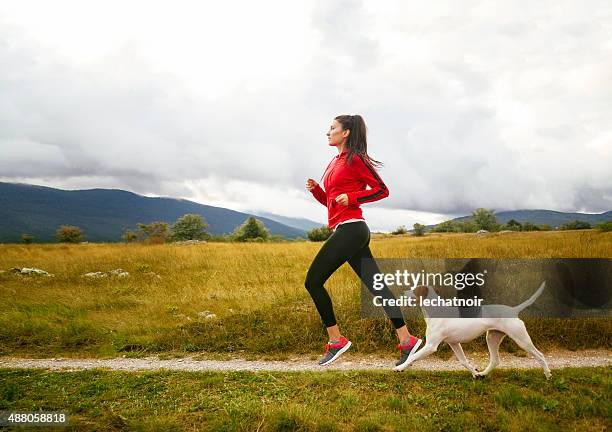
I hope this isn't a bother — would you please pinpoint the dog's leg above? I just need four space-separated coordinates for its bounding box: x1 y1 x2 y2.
475 330 506 378
394 338 441 371
448 343 478 376
505 321 552 379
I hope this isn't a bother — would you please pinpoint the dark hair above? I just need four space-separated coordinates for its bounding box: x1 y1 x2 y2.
334 114 383 168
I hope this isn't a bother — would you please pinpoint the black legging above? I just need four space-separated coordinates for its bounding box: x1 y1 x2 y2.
305 220 406 329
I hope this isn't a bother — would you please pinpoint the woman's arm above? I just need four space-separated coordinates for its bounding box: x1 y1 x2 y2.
306 178 328 207
346 154 389 205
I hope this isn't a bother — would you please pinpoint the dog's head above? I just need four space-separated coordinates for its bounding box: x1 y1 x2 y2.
404 284 436 303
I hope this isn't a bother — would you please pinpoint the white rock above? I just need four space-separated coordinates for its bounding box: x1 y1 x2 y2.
109 269 130 277
83 272 108 278
197 310 217 319
20 267 54 277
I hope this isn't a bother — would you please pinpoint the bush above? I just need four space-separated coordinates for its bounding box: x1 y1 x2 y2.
504 219 522 231
559 220 591 230
595 220 612 232
21 234 34 244
391 225 408 235
137 221 170 243
231 216 271 242
522 222 541 231
431 220 458 233
56 225 84 243
412 223 426 236
121 229 138 243
307 226 332 242
472 208 500 231
170 214 210 241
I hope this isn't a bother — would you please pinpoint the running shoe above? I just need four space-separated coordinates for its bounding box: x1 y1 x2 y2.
318 336 352 366
393 335 423 371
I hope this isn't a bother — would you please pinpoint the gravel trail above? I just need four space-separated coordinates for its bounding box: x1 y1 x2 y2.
1 349 610 373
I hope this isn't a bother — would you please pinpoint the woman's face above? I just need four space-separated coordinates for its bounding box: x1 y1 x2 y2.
327 119 349 147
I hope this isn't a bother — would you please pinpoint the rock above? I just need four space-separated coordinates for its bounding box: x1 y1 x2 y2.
476 230 489 235
197 310 217 320
109 269 129 277
174 240 207 245
83 271 108 278
20 267 54 277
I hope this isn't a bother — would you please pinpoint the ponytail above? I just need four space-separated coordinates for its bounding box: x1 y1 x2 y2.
334 114 383 168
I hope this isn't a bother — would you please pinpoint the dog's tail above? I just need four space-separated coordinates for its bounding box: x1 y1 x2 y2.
513 281 546 313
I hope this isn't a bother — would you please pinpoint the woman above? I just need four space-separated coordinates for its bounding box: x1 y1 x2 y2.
305 114 422 368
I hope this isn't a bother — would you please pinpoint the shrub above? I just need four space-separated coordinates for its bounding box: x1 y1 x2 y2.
412 223 426 236
559 220 591 230
595 220 612 232
231 216 271 242
504 219 522 231
20 234 34 244
307 226 332 242
431 220 458 233
522 222 541 231
472 208 500 231
170 214 210 241
121 229 138 243
137 221 170 243
56 225 84 243
391 225 408 235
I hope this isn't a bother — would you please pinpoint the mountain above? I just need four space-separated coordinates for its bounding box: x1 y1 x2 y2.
0 182 307 243
426 209 612 230
249 211 325 231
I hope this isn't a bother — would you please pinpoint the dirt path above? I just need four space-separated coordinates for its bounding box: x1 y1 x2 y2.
1 349 610 373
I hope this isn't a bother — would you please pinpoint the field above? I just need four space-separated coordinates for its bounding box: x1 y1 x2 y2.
1 230 610 358
1 367 610 431
1 230 611 431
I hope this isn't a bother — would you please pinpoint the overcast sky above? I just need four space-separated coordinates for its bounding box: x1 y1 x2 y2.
1 1 610 231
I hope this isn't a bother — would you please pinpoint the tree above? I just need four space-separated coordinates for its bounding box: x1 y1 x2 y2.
231 216 271 242
431 220 458 233
56 225 84 243
171 214 210 241
522 222 541 231
391 225 408 235
122 229 138 243
137 221 170 243
21 234 34 244
560 220 591 230
471 208 500 231
457 219 478 233
595 220 612 232
505 219 522 231
412 223 426 236
308 226 333 241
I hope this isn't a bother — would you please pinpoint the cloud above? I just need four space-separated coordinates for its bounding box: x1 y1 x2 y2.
0 0 610 232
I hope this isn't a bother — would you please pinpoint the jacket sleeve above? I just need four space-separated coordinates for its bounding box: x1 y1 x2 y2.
310 183 328 207
346 154 389 205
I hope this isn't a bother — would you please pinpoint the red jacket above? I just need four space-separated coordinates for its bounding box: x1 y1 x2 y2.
310 148 389 229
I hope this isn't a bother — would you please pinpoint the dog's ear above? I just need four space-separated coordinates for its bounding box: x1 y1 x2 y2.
414 285 429 301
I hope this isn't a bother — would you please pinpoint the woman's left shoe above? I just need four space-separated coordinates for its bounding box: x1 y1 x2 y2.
318 336 352 366
394 335 423 371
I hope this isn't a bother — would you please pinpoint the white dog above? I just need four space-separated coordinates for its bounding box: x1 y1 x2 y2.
395 282 551 379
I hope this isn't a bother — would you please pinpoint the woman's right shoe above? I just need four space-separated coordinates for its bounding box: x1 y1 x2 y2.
318 336 352 366
394 335 422 371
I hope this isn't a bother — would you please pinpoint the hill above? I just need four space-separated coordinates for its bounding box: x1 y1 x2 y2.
0 182 307 242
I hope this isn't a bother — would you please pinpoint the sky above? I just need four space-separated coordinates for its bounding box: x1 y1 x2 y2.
0 0 610 232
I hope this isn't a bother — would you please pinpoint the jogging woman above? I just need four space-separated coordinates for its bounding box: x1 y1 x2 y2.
305 114 422 368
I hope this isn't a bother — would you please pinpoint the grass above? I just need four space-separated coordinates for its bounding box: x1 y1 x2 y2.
0 230 610 358
0 366 610 431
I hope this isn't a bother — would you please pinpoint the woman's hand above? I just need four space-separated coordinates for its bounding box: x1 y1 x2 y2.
335 193 349 206
306 178 318 191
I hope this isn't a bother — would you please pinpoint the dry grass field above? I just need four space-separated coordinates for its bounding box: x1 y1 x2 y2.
1 230 610 358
